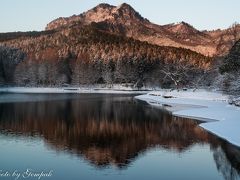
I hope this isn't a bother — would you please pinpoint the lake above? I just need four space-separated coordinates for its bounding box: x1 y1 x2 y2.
0 93 239 180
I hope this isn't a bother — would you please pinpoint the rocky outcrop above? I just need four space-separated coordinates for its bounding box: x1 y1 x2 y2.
46 3 149 31
46 3 240 57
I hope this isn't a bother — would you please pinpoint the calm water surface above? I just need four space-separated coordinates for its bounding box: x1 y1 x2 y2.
0 93 239 180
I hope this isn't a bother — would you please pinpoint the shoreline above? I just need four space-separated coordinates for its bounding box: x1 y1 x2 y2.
0 87 150 94
135 89 240 148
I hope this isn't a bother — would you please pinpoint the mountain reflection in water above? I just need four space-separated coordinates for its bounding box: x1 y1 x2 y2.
0 94 239 180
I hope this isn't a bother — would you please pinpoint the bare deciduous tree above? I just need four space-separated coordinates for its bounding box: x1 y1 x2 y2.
161 62 193 88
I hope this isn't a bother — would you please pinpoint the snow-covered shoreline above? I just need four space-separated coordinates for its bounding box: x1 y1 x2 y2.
135 89 240 147
0 87 150 94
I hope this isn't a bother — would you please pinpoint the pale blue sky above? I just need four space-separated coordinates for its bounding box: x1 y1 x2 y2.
0 0 239 32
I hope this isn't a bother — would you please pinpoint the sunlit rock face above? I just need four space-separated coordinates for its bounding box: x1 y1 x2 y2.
46 3 240 57
0 94 239 174
45 3 149 31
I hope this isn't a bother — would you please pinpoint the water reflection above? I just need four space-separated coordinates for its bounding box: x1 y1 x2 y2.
0 94 239 179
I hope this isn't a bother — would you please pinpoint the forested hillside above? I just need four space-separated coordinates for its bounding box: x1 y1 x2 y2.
217 40 240 94
0 24 211 88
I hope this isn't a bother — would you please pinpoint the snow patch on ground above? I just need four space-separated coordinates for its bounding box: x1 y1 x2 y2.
135 89 240 147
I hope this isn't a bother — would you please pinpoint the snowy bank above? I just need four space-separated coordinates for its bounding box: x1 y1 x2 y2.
0 87 150 94
135 89 240 147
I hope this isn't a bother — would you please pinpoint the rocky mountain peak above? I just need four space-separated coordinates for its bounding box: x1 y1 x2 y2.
90 3 115 14
118 3 131 8
116 3 136 13
94 3 114 9
115 3 146 22
46 3 147 31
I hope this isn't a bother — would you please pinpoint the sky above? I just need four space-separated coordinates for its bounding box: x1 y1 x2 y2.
0 0 239 33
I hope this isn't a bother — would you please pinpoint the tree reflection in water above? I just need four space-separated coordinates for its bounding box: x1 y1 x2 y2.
0 94 239 178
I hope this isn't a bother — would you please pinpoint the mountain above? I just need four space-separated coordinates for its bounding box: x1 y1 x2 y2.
46 3 240 57
2 3 235 88
46 3 149 30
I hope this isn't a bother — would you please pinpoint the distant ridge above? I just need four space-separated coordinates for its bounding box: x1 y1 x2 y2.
46 3 240 57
